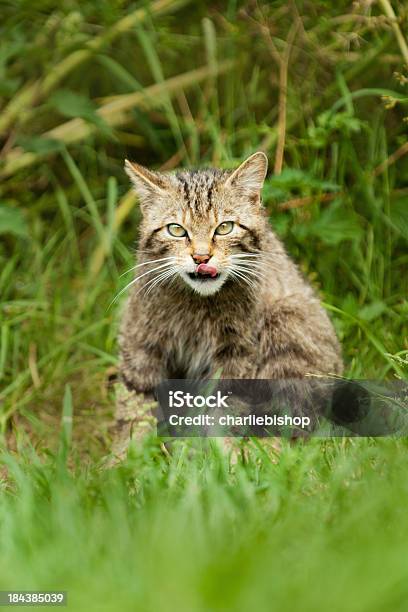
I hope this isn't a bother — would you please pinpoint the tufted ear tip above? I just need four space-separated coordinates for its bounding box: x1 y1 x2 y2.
124 159 169 209
125 159 159 184
251 151 268 165
124 158 142 174
124 158 133 173
226 151 268 194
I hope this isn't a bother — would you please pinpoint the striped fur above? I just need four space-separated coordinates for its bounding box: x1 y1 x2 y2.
120 152 343 391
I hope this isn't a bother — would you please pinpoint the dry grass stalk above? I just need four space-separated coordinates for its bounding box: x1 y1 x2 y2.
378 0 408 65
89 190 137 277
373 141 408 176
0 0 192 137
0 60 234 179
278 192 343 211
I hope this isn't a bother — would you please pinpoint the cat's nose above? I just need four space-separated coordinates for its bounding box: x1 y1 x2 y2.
192 253 211 264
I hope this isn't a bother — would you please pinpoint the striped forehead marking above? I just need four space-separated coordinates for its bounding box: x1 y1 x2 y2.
176 169 228 216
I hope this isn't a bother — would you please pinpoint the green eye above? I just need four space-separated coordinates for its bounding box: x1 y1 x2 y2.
167 223 187 238
215 221 234 236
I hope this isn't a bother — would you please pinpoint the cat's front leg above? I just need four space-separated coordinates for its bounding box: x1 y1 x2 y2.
109 346 164 464
109 385 157 463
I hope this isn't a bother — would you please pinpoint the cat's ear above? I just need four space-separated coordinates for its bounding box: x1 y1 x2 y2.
124 159 168 208
225 152 268 198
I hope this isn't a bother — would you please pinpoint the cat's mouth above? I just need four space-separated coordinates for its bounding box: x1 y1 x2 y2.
188 262 220 282
182 264 226 295
188 272 220 282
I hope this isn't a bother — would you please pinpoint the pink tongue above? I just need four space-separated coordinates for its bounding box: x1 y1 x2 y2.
196 263 218 278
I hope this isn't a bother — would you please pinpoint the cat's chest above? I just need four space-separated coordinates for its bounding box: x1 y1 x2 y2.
166 314 217 378
163 307 256 379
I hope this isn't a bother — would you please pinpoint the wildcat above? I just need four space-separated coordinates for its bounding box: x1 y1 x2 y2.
112 152 343 459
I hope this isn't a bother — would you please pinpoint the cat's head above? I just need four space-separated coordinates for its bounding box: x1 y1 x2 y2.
125 152 268 296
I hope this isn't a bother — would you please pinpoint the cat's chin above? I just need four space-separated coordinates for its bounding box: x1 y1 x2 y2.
180 271 228 296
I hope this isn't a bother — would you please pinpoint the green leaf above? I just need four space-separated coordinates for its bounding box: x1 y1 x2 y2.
0 203 28 237
341 294 359 316
307 111 366 148
264 169 340 201
358 301 387 322
49 89 113 136
389 198 408 241
49 89 98 119
0 76 21 97
270 213 290 237
17 136 63 154
294 200 363 246
268 168 339 192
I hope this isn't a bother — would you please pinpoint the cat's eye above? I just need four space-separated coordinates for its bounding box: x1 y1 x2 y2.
215 221 234 236
167 223 187 238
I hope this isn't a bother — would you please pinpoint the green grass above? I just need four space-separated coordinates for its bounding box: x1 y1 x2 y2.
0 0 408 609
3 437 408 611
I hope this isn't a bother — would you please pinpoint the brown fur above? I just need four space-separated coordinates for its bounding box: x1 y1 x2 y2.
111 153 343 459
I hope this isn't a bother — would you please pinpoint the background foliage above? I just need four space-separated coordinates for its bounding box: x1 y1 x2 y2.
0 1 407 609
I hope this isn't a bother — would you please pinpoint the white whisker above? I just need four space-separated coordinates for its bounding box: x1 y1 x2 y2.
142 267 178 297
230 274 255 291
238 273 266 283
137 265 177 291
231 253 262 259
132 260 176 282
231 254 267 269
229 269 256 290
232 266 267 281
120 256 175 277
231 253 281 274
110 261 175 306
232 261 266 270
